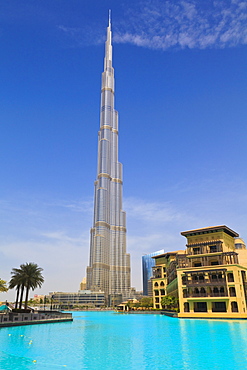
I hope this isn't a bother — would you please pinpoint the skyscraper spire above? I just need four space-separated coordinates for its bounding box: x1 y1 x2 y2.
108 9 111 27
86 15 131 300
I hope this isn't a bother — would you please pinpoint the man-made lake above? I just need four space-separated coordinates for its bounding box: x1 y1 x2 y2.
0 311 247 369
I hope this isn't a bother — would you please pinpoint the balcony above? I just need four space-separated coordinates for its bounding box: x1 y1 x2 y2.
185 292 228 298
186 241 223 256
184 278 226 286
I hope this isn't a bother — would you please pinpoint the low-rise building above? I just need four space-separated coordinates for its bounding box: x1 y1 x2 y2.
152 251 184 309
49 290 106 308
152 225 247 319
178 225 247 319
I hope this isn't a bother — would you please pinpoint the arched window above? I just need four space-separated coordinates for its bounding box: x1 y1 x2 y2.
229 287 236 297
194 288 199 295
219 287 225 296
183 289 188 298
213 287 219 295
154 282 159 287
160 281 164 287
200 287 206 295
184 302 189 312
231 301 238 312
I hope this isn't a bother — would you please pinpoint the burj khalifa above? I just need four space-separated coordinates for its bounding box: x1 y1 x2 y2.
86 14 131 298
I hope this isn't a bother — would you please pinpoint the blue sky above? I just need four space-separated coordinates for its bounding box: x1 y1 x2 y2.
0 0 247 300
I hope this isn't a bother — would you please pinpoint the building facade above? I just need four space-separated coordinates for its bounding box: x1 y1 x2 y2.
152 225 247 319
152 251 184 309
50 291 106 308
177 226 247 319
86 16 131 299
142 250 165 296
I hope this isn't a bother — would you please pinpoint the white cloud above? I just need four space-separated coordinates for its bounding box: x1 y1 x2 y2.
56 0 246 50
113 0 247 49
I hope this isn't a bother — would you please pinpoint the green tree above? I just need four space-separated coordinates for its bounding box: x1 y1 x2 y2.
140 297 153 308
21 263 44 309
9 268 24 309
9 263 44 309
161 295 178 310
0 279 8 293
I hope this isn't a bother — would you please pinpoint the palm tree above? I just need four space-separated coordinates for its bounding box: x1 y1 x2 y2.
0 279 8 293
20 263 44 309
9 263 44 310
9 268 24 309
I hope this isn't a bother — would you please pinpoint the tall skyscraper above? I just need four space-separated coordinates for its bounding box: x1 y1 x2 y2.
86 15 131 299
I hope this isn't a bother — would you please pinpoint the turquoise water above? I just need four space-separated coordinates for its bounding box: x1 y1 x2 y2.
1 311 247 369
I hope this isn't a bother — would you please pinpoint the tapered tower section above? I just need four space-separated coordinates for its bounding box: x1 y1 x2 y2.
86 16 131 298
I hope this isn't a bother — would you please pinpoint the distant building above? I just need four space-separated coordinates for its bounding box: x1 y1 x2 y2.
50 291 106 308
152 225 247 319
142 250 165 296
80 277 87 291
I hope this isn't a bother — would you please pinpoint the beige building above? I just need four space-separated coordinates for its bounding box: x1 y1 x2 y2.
152 225 247 319
152 251 184 309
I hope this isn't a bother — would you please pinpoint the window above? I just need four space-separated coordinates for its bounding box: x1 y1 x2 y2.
193 248 201 255
213 287 219 295
228 273 234 282
154 282 159 287
160 289 165 296
231 301 238 312
212 302 226 312
160 281 164 287
184 302 189 312
200 288 206 295
211 261 219 265
219 287 225 295
229 287 236 297
241 271 246 282
194 302 207 312
194 263 202 267
210 245 218 253
154 290 159 296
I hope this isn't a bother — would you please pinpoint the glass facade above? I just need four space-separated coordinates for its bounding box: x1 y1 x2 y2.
142 250 165 296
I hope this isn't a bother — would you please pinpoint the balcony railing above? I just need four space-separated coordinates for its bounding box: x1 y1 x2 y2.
184 278 226 286
184 293 228 298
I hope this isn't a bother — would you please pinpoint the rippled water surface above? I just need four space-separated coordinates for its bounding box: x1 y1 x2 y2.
1 311 247 369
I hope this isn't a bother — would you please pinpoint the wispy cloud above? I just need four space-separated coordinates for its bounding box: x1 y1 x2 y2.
57 0 246 50
124 197 183 224
114 0 247 49
57 24 104 47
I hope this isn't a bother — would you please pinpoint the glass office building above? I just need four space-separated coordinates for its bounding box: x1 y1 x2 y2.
142 250 165 296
